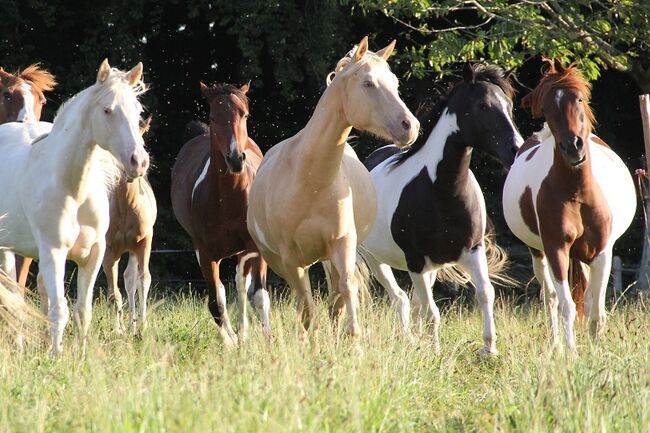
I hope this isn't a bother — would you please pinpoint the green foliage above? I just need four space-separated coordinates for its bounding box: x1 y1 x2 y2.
2 296 650 432
343 0 650 90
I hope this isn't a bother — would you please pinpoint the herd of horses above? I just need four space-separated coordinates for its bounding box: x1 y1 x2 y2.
0 36 637 356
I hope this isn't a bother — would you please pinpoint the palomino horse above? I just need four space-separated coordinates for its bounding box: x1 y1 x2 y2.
0 65 57 288
360 63 522 354
103 116 157 335
503 59 636 350
0 60 149 354
171 81 270 346
0 64 57 123
247 37 419 337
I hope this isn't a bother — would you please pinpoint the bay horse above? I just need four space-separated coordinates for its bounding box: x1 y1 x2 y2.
171 81 269 347
247 37 419 337
103 116 157 335
0 64 57 123
360 63 522 354
0 64 57 288
0 60 149 354
503 59 636 350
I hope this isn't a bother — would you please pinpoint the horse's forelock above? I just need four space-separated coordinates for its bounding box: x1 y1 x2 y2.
326 51 388 86
17 64 57 92
203 84 249 110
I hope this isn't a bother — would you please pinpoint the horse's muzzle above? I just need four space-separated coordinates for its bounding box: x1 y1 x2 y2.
225 150 246 173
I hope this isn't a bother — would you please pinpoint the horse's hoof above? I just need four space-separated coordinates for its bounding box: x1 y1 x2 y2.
478 347 498 357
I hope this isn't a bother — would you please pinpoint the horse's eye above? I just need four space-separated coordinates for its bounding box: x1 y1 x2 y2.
3 93 10 100
479 102 489 111
104 107 112 114
577 98 584 103
363 81 375 88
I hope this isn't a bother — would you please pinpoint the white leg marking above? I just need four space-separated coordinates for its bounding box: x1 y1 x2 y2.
551 276 577 351
459 246 498 355
587 250 612 338
409 270 440 351
531 254 560 347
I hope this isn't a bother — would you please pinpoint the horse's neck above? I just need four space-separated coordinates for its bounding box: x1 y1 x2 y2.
46 123 100 201
421 110 472 192
549 142 595 194
295 82 352 185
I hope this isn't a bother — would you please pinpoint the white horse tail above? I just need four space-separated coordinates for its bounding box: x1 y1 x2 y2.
569 259 589 320
0 274 44 341
437 229 516 288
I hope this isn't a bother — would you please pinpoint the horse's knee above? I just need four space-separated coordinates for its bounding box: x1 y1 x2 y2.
48 300 70 330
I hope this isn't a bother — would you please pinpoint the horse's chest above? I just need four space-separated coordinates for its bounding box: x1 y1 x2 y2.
390 168 483 272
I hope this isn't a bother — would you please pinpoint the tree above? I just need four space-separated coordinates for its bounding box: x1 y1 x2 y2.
343 0 650 91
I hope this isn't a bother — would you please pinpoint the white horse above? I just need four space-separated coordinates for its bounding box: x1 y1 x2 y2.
0 60 149 354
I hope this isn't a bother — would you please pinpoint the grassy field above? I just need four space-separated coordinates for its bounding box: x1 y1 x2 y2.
1 291 650 433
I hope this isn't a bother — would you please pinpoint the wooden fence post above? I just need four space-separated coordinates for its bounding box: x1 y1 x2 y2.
637 95 650 292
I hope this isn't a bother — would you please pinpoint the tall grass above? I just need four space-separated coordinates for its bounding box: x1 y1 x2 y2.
1 292 649 433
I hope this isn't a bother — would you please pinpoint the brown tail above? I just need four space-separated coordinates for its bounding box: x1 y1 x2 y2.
569 258 588 320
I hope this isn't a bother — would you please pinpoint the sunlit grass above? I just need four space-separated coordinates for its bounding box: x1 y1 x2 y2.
1 290 650 433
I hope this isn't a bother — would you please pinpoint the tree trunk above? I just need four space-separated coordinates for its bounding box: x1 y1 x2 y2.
636 95 650 293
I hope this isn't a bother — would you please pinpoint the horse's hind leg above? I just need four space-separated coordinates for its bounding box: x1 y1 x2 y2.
103 249 125 334
530 248 560 347
284 265 316 335
0 250 17 283
235 254 251 340
459 246 497 356
586 250 612 338
324 260 345 333
409 270 440 351
135 236 153 335
242 251 271 337
123 254 139 333
361 250 410 334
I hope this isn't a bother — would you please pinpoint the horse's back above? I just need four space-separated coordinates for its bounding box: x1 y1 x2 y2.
170 135 210 237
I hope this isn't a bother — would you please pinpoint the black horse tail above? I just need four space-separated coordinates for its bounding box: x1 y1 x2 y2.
183 120 209 143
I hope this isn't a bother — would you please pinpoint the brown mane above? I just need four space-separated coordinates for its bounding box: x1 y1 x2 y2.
523 58 595 133
16 64 57 92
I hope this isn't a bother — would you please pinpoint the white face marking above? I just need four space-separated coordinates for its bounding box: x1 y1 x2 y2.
495 92 524 147
555 89 564 109
192 158 210 201
195 250 201 266
16 83 36 122
228 136 237 156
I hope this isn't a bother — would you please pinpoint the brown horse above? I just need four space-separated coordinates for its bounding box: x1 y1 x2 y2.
0 64 57 290
102 116 157 335
0 64 56 123
171 81 269 346
247 37 419 338
503 59 636 350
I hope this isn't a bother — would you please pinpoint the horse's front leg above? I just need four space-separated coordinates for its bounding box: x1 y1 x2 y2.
199 251 237 347
409 270 440 349
459 246 497 356
136 236 153 335
240 250 271 338
545 248 576 351
330 234 361 337
0 250 17 282
123 254 139 333
74 240 105 353
530 249 560 347
586 249 612 338
38 246 70 356
103 247 125 334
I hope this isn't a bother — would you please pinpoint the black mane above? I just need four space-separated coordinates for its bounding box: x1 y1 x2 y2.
391 64 513 166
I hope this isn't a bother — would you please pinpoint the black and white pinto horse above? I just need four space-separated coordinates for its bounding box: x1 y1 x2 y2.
360 63 523 355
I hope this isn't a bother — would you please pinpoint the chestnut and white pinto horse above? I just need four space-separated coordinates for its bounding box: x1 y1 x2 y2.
503 59 636 350
360 63 522 354
248 37 419 337
0 64 56 124
0 65 57 288
0 60 149 354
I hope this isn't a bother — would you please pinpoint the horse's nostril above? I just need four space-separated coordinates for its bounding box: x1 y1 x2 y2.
401 119 411 131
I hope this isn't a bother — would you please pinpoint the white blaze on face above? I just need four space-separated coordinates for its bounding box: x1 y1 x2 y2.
228 136 237 156
495 92 524 147
16 83 36 122
555 89 564 110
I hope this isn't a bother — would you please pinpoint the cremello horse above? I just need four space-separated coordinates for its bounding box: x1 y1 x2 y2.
0 60 149 354
247 37 419 337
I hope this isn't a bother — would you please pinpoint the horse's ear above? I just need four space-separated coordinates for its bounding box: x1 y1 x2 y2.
97 59 111 83
0 68 10 85
463 61 475 83
200 81 211 100
376 40 396 61
553 58 565 72
239 81 251 94
352 36 369 62
126 62 143 86
139 115 153 136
